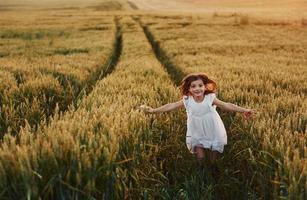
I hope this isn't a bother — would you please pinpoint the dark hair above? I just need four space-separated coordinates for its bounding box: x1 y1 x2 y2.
180 73 217 96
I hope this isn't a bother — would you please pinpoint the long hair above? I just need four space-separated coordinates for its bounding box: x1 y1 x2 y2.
180 73 217 96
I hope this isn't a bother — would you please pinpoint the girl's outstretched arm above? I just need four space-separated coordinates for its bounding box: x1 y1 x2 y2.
213 97 256 119
139 100 184 114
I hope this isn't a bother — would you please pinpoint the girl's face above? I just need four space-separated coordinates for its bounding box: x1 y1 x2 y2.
188 79 206 97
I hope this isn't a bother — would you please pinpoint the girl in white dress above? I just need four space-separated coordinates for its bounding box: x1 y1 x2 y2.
139 73 255 176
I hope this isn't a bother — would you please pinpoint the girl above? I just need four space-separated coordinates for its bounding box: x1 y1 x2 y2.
139 73 255 177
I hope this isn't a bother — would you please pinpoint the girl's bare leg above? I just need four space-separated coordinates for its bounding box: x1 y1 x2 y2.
209 150 218 165
195 146 205 172
195 146 205 162
209 150 221 178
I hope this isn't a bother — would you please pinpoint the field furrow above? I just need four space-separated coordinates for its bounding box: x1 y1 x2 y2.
0 15 185 199
135 17 185 85
140 14 307 198
0 12 119 136
0 1 306 199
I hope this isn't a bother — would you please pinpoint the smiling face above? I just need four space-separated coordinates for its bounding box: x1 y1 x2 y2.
188 79 206 97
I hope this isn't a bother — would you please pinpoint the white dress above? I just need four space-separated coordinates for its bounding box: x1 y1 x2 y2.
183 93 227 153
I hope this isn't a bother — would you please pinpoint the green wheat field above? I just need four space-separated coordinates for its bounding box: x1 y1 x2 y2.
0 0 306 199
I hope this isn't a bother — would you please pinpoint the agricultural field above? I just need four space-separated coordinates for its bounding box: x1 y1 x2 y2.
139 13 307 198
0 6 119 135
0 0 306 199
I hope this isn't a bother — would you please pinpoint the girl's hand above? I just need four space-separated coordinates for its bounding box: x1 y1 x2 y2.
138 105 155 114
242 109 256 120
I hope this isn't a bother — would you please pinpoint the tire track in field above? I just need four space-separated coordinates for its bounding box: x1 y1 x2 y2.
132 15 209 194
0 17 125 197
134 17 185 86
133 17 258 198
43 17 122 108
64 16 123 108
96 17 122 80
6 17 123 135
134 16 258 198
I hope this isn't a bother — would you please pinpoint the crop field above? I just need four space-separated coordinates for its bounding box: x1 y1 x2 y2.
0 0 306 199
0 7 119 135
139 13 307 198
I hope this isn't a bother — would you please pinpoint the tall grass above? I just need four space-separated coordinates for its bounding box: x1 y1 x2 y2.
0 12 116 135
0 16 186 199
0 4 306 199
141 14 306 199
